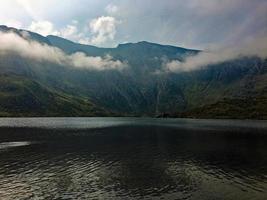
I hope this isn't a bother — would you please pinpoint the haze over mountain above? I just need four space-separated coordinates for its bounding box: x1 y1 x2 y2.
0 25 266 119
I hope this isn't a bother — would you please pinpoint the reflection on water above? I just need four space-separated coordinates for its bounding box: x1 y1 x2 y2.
0 141 31 150
0 118 267 200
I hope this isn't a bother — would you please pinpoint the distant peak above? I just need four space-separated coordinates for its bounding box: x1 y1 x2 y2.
47 35 73 42
0 25 8 28
117 41 158 48
0 25 16 32
137 41 151 44
117 40 186 50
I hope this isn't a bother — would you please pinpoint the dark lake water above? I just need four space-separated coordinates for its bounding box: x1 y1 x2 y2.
0 117 267 200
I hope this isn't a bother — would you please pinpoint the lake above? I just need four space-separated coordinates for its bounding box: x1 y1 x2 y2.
0 117 267 200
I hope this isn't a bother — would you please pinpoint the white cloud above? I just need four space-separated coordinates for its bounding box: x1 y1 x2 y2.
28 20 59 36
58 24 85 42
26 20 93 45
105 4 119 15
164 36 267 73
28 20 82 42
69 53 126 70
27 20 91 45
60 25 77 38
57 23 92 45
0 31 127 71
89 16 119 46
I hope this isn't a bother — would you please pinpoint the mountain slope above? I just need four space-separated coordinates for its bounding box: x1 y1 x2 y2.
0 25 266 119
0 74 110 117
172 67 267 119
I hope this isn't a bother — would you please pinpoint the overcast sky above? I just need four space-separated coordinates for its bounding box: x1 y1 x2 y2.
0 0 266 49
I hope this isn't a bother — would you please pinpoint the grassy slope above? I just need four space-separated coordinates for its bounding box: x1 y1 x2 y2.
1 72 266 118
0 74 110 117
181 73 267 119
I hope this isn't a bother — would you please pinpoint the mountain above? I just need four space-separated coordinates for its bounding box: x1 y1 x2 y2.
0 74 110 117
0 25 266 119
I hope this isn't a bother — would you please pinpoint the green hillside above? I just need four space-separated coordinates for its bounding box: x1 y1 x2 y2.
0 74 110 117
184 62 267 118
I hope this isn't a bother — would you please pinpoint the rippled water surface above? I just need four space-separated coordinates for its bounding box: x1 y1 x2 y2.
0 117 267 200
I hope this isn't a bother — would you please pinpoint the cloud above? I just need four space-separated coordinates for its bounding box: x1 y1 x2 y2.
27 20 92 45
0 31 127 71
69 53 126 70
1 0 266 48
164 36 267 73
56 23 92 45
28 20 59 36
26 18 120 47
89 16 119 46
58 24 87 43
105 4 119 15
60 25 78 38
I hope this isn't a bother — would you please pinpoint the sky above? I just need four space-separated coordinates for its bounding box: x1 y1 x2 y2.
0 0 266 49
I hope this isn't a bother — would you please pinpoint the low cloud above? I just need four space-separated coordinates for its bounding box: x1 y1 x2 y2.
164 36 267 73
0 31 127 71
69 53 125 70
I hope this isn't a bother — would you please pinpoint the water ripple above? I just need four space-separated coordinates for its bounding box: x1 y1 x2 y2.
0 118 267 199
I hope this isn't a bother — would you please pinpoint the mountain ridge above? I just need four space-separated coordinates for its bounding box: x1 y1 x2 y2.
47 35 196 51
0 25 197 52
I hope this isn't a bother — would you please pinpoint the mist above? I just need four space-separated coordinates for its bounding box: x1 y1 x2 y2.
164 36 267 73
0 31 127 71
